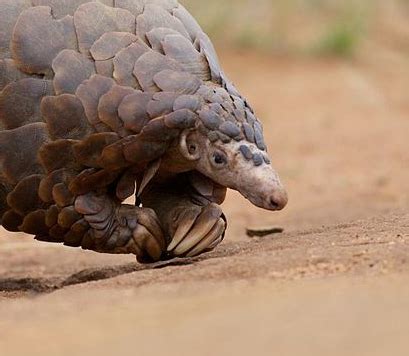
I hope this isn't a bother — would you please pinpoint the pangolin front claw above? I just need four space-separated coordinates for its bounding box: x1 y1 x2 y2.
167 203 226 258
76 193 167 263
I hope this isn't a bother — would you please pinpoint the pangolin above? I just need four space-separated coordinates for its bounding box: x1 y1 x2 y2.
0 0 288 263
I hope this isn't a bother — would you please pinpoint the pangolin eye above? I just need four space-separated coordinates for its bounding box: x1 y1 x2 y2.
212 152 227 166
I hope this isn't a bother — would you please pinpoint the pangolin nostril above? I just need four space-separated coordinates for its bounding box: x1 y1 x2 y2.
269 191 288 211
269 198 281 210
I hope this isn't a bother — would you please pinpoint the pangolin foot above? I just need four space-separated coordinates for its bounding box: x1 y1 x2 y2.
167 203 226 258
75 193 166 263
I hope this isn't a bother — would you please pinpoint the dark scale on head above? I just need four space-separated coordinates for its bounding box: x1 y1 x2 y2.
219 121 241 138
199 109 221 130
242 123 255 143
253 153 264 166
253 122 266 151
263 155 271 165
239 145 253 160
195 82 267 154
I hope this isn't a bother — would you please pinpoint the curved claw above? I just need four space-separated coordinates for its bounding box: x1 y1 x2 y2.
185 219 226 257
169 203 225 257
133 224 162 262
172 203 222 255
167 208 201 252
136 208 167 251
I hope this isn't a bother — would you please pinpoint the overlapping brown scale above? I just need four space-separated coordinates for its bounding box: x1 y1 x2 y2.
118 92 152 133
1 210 24 232
0 0 31 59
52 50 95 95
173 94 202 112
52 183 75 207
197 33 222 84
139 116 179 141
219 121 241 138
90 32 138 61
146 27 180 52
0 59 30 91
233 95 246 112
196 84 216 102
45 204 60 228
70 218 89 235
39 168 76 203
0 123 48 184
38 139 82 173
41 94 94 140
147 92 179 118
115 0 145 16
58 206 81 228
147 0 178 11
6 175 45 216
75 74 115 131
12 7 77 75
163 109 197 130
98 85 136 135
98 136 135 170
113 41 149 88
162 34 210 80
117 0 178 16
222 75 242 98
134 51 182 92
123 138 168 165
209 102 224 115
64 227 86 247
31 0 112 19
136 4 189 42
73 132 120 168
116 169 137 201
153 69 201 94
198 109 221 130
253 121 266 151
20 209 48 235
0 78 54 129
73 2 135 56
95 60 114 78
47 224 68 242
232 108 246 123
80 231 95 249
172 5 203 42
242 122 255 143
69 167 121 195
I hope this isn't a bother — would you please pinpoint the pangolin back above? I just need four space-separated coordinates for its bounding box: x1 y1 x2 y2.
0 0 263 240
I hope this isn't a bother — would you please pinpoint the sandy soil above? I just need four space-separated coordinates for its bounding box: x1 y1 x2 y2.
1 48 409 355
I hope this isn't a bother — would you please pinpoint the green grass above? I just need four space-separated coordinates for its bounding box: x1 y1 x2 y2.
181 0 405 57
313 22 363 57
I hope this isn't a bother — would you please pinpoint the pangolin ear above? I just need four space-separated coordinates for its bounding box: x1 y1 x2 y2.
179 129 201 161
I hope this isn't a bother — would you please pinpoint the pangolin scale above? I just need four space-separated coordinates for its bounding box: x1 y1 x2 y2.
0 0 288 262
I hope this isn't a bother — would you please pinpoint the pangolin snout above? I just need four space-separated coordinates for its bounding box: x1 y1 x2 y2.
237 164 288 211
267 188 288 211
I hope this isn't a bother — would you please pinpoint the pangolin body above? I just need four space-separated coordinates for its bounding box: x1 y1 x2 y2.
0 0 287 261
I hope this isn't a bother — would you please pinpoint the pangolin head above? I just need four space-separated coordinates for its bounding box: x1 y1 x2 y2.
178 80 288 212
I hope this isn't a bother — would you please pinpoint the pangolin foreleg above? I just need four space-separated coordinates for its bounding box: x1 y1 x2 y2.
141 175 227 258
74 192 167 263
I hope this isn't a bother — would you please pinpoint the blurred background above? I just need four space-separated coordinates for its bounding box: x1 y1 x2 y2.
2 2 409 356
185 0 409 57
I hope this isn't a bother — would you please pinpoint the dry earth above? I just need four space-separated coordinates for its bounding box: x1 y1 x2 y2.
1 48 409 355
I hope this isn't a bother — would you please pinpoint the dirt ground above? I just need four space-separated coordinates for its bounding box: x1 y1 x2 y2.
1 47 409 355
